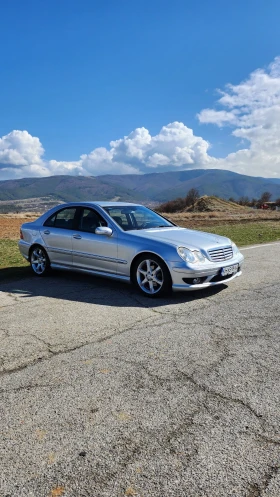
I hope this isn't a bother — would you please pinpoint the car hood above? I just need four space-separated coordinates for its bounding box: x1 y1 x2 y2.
128 227 232 251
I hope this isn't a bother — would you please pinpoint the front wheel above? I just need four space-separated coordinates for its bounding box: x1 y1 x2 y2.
134 255 172 297
30 246 50 276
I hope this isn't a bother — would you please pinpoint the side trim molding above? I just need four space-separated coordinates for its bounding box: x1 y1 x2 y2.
73 250 127 264
50 263 131 282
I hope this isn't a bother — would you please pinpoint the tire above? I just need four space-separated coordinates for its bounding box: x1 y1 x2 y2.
30 245 51 277
133 254 172 297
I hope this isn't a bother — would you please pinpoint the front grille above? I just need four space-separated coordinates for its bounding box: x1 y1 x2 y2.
208 246 233 262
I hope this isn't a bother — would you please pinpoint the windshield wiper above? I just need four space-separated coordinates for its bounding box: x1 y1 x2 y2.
153 225 173 228
133 225 173 230
142 225 173 229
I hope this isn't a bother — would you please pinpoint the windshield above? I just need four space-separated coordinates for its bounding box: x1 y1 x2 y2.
103 206 175 231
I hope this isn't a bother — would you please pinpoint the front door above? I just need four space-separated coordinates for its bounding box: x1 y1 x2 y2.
72 208 118 274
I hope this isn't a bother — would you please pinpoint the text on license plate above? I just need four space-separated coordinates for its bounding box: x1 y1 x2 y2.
221 264 239 276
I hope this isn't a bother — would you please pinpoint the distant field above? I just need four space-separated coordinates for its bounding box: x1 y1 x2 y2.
165 211 280 246
0 213 37 240
191 222 280 246
165 210 280 228
0 212 280 273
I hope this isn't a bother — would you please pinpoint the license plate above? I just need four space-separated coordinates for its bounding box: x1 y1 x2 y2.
221 264 238 276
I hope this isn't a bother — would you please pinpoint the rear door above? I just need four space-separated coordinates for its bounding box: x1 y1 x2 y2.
72 207 118 274
40 207 77 266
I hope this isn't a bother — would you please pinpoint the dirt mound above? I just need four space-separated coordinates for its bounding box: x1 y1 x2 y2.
186 195 249 213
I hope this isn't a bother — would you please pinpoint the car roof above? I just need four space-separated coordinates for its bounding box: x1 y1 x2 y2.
35 201 145 223
63 201 142 208
94 201 141 207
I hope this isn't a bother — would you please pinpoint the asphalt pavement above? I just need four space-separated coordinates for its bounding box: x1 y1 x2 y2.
0 242 280 497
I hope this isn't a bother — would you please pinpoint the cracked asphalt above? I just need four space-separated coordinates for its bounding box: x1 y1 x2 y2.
0 243 280 497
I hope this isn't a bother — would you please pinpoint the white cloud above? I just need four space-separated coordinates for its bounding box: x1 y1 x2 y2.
147 153 170 167
0 122 211 180
109 122 211 169
197 57 280 177
198 109 239 126
80 147 139 175
1 57 280 180
0 130 44 167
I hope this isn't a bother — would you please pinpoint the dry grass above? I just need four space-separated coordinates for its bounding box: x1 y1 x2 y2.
0 212 39 219
185 195 250 213
164 210 280 229
0 214 38 240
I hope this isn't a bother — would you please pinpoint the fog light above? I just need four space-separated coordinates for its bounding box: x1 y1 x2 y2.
193 277 202 284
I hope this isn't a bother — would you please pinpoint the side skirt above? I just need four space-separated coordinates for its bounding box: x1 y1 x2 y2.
50 263 131 283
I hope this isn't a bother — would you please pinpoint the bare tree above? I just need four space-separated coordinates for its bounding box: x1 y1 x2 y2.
258 191 272 206
157 197 186 213
185 188 200 210
249 198 258 208
238 196 250 206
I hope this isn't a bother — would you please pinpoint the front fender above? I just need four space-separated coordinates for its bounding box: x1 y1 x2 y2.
116 234 180 277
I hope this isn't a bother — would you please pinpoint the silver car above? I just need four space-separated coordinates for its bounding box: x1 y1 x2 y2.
18 202 244 297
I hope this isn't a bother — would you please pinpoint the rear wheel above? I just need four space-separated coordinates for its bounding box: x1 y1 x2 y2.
134 255 172 297
30 246 50 276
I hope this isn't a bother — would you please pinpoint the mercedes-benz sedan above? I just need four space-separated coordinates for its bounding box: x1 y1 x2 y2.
18 202 244 297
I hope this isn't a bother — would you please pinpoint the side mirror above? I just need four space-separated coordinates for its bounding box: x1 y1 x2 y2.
95 226 113 236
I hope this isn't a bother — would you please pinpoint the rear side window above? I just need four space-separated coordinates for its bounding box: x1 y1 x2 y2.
44 208 76 229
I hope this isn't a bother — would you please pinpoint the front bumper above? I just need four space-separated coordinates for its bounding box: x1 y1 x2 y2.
169 255 244 291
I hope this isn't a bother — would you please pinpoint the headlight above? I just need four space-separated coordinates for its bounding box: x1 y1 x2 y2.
177 246 206 264
232 242 240 256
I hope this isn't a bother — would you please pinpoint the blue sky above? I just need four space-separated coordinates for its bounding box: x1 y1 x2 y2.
1 0 280 179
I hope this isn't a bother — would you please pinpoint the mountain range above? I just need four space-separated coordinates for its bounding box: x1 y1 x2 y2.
1 169 280 204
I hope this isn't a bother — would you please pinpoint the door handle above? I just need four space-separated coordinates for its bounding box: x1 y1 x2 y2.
43 230 50 235
73 234 82 239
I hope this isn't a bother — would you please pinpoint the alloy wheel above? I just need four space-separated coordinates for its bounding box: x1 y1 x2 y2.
31 247 47 275
136 259 164 295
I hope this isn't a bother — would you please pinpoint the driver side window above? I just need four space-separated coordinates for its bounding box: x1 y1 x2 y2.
78 208 107 233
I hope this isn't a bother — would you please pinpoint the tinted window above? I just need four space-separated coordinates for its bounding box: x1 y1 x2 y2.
44 208 76 229
78 208 107 233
